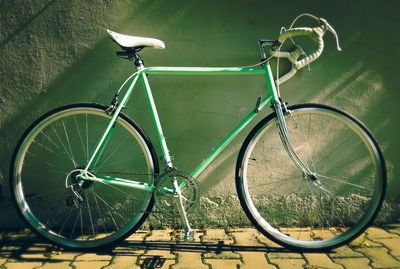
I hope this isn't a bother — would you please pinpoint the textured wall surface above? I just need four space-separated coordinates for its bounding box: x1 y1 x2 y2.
1 0 399 229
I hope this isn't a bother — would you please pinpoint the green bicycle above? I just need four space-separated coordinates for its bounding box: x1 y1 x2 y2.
10 14 386 251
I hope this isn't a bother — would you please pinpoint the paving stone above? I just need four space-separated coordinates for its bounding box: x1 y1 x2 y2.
384 223 400 236
103 256 141 269
202 228 239 260
72 261 110 269
5 262 43 269
304 253 344 269
103 232 148 269
146 229 175 242
256 235 284 248
126 231 149 241
0 245 21 252
202 229 234 244
4 226 400 269
170 230 207 269
5 232 35 241
269 258 305 269
171 252 208 269
366 227 399 239
20 248 49 260
329 245 365 258
137 230 176 269
230 229 277 269
230 228 261 245
357 247 400 268
46 252 79 261
0 259 8 267
371 237 400 258
333 257 372 269
348 232 382 248
137 254 175 269
39 261 73 269
203 251 241 259
203 258 241 269
267 252 303 259
74 253 112 261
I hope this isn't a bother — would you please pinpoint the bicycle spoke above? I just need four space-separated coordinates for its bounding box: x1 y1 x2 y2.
247 175 302 189
291 116 317 171
51 125 77 167
59 207 74 236
93 191 124 229
74 115 88 162
25 189 65 201
40 130 72 161
317 174 372 190
70 207 81 239
84 191 96 237
314 134 354 168
32 140 56 154
323 153 369 176
86 114 90 161
311 181 352 226
96 137 130 170
62 120 77 166
91 188 108 235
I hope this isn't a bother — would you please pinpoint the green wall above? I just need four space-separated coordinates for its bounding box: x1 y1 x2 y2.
1 0 399 229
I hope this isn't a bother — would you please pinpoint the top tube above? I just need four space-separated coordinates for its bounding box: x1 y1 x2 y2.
144 66 265 75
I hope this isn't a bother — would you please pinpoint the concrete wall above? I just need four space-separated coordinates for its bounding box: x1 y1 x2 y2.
1 0 399 229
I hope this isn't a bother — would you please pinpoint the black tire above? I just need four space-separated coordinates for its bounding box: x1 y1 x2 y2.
235 103 386 251
10 103 159 249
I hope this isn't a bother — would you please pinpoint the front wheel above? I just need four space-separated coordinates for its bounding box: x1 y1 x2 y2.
236 103 386 251
10 103 159 249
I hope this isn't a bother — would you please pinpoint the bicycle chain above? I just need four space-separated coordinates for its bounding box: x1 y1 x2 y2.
95 170 157 177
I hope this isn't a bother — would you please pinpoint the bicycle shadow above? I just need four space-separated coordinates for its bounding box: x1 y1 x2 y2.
0 232 316 258
111 239 288 254
0 232 339 269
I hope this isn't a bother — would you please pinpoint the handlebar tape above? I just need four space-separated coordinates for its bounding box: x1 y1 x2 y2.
274 27 325 84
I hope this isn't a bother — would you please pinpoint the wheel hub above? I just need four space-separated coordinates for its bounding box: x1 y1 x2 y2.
304 172 318 181
66 168 94 190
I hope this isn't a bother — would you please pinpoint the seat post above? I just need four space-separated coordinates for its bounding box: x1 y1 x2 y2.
132 52 145 69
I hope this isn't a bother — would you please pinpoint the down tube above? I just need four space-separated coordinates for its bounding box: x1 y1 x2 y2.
190 95 272 179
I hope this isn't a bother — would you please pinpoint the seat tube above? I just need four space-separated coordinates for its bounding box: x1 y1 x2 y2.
140 70 193 237
140 72 173 168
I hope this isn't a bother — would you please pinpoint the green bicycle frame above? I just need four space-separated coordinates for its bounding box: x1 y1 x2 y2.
84 62 280 191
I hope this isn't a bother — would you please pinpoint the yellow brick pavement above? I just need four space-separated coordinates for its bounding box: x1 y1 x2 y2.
0 225 400 268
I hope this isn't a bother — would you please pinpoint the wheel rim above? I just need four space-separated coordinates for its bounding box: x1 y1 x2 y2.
13 106 155 248
240 105 385 249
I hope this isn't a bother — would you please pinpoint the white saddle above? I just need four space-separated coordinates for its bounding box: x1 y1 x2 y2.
106 29 165 50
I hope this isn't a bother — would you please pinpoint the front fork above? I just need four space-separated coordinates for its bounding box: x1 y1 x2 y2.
272 101 316 178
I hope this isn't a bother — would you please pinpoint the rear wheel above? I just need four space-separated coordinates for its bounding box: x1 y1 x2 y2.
236 103 386 250
10 103 159 249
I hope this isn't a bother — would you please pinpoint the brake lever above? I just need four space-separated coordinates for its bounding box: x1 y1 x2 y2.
319 18 342 51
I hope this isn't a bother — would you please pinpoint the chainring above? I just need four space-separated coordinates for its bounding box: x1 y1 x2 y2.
154 169 199 217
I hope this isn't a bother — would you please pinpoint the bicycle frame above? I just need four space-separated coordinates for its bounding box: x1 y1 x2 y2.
83 62 280 192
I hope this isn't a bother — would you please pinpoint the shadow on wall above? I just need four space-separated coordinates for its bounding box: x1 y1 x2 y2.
0 0 399 229
0 0 58 49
